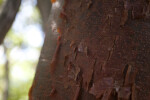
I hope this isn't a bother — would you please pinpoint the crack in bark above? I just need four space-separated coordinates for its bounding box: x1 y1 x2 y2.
50 36 62 74
101 36 119 71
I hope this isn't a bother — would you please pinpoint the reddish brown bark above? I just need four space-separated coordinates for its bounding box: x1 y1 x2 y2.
30 0 150 100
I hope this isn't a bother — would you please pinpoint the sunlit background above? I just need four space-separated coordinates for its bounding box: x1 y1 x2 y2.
0 0 45 99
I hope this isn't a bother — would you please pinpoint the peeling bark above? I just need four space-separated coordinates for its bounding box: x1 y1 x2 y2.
30 0 150 100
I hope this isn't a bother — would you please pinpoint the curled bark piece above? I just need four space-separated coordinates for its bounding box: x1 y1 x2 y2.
30 0 150 100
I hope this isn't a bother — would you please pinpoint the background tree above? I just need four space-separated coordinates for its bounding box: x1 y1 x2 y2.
37 0 51 34
0 0 47 100
0 0 21 100
0 0 21 44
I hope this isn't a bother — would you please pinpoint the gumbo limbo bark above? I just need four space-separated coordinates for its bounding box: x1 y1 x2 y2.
30 0 150 100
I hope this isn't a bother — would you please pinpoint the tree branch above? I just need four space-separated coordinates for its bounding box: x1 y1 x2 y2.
0 0 21 44
37 0 51 34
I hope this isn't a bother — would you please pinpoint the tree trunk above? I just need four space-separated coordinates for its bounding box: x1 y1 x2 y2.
3 45 9 100
37 0 51 34
0 0 21 44
30 0 150 100
3 58 9 100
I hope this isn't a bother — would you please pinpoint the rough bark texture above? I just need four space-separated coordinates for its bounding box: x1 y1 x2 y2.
30 0 150 100
0 0 21 44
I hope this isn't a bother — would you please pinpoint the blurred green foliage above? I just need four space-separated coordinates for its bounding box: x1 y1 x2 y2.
8 81 33 100
0 0 43 100
0 0 3 6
